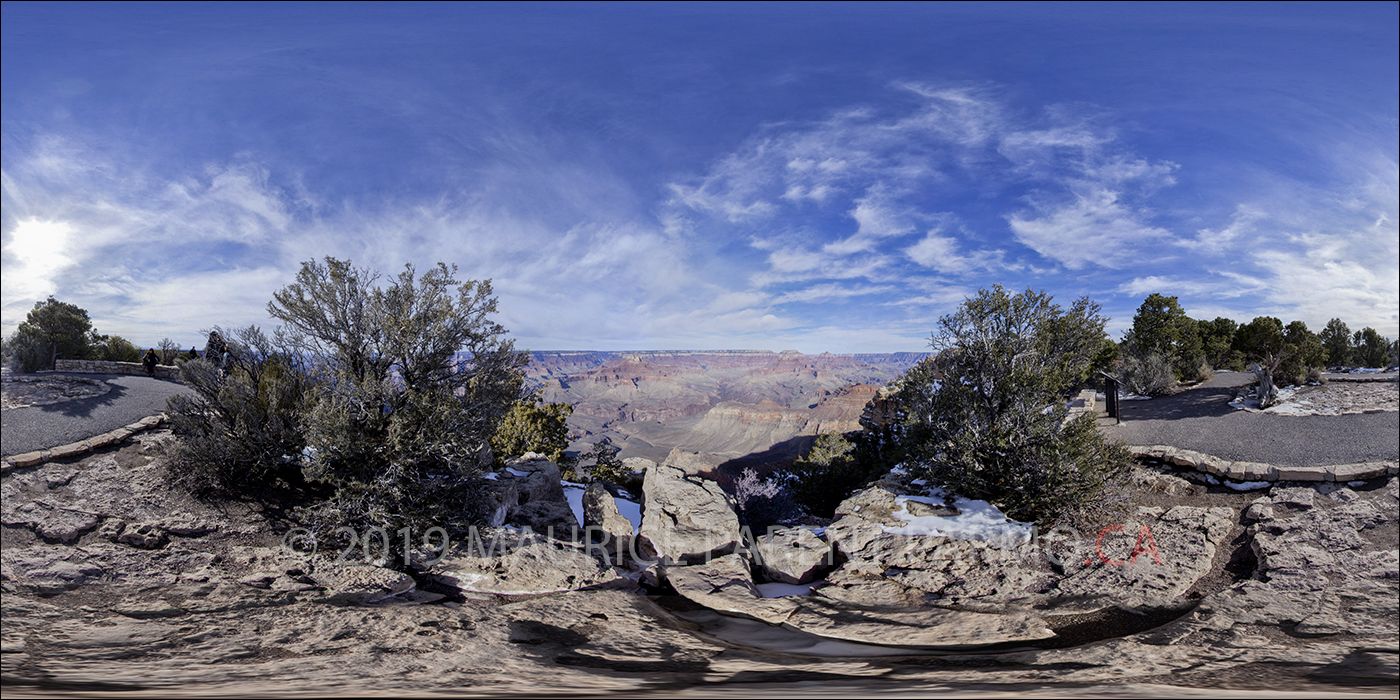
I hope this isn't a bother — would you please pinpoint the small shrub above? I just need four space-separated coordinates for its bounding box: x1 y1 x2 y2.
1117 350 1176 396
491 394 572 465
166 326 311 493
777 432 888 518
731 467 800 531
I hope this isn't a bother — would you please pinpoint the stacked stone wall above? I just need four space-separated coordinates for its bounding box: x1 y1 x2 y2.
53 359 181 381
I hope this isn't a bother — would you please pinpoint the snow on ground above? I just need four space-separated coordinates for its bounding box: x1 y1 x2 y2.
757 581 823 598
562 481 586 527
880 490 1033 548
614 495 642 533
1225 480 1271 491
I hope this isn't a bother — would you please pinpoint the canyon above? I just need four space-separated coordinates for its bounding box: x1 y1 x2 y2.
526 350 928 467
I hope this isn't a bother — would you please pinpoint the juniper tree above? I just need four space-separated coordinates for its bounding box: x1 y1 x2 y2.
900 285 1129 525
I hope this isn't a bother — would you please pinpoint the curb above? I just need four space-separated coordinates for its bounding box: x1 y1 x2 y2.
1128 444 1398 483
1 413 167 476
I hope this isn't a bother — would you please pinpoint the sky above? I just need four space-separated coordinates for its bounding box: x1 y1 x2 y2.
3 2 1397 353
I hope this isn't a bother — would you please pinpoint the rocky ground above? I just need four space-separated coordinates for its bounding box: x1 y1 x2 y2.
2 426 1397 697
1233 381 1399 416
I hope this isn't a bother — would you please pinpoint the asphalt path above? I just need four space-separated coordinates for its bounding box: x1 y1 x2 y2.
1 373 194 457
1104 371 1399 468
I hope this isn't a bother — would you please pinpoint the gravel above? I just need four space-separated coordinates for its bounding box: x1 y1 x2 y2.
1105 373 1399 468
0 373 193 457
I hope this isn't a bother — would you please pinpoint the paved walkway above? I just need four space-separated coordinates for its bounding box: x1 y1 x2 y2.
0 374 193 457
1103 372 1398 468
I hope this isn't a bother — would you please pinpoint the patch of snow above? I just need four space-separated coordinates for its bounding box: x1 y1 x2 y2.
757 581 822 598
505 467 529 477
1348 480 1366 487
888 465 908 476
807 526 827 537
562 483 586 528
1204 474 1220 485
1354 367 1385 373
614 496 642 533
483 472 499 481
1121 394 1153 401
880 491 1032 548
910 478 928 486
1225 480 1271 491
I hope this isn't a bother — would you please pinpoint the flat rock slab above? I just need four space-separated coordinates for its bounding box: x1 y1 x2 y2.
1051 505 1234 608
310 564 415 604
434 530 622 595
662 554 799 625
785 597 1054 648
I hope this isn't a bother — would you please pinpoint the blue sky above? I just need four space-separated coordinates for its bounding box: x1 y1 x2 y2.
3 2 1396 353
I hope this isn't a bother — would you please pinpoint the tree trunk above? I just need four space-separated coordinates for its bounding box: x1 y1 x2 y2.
1251 362 1277 408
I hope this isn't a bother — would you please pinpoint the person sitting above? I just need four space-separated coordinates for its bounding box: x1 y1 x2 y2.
142 348 159 377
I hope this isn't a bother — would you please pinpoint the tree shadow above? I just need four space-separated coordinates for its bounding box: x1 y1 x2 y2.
41 378 130 419
1118 384 1241 422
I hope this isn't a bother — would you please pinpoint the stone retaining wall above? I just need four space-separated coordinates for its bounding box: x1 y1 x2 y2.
54 359 181 381
1129 444 1398 483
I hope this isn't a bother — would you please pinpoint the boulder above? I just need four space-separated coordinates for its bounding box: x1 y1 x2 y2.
832 485 904 527
507 500 579 537
753 527 831 584
432 529 623 595
117 523 168 549
638 464 740 564
35 509 101 544
583 482 634 564
660 553 799 625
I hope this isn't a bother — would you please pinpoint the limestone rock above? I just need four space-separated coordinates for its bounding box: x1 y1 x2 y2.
116 523 168 549
832 485 904 527
432 529 623 595
1051 506 1233 608
785 596 1055 648
507 499 580 536
310 564 415 604
35 508 101 544
583 482 634 563
753 527 831 584
661 553 799 625
638 464 739 564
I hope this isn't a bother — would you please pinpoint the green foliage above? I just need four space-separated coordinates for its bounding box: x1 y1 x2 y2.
1232 316 1285 360
1352 327 1391 368
1197 317 1238 369
1118 350 1176 396
267 257 530 536
491 394 573 464
166 326 312 492
1125 293 1203 380
95 335 142 363
1275 321 1326 386
778 431 888 518
901 286 1129 525
5 297 95 372
1320 318 1352 367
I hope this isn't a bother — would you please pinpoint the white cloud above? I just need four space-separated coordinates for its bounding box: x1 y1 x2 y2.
1008 187 1171 269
